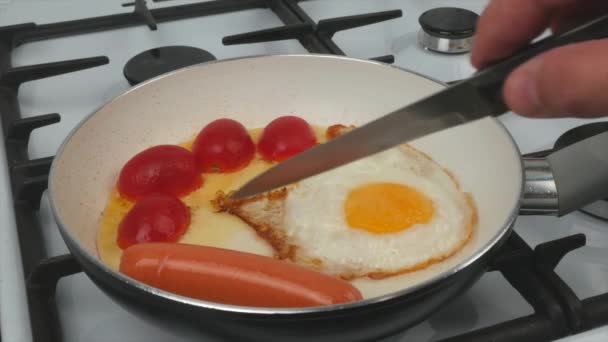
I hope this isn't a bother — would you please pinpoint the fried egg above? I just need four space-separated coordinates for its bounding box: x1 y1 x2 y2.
215 144 476 280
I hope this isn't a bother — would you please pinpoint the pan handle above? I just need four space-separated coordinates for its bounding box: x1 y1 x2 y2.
520 158 558 215
521 131 608 216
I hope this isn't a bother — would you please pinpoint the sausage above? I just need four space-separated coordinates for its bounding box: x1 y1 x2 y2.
119 243 363 308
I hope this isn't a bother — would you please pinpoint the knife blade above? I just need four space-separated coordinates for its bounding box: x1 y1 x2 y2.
231 13 608 199
231 81 502 199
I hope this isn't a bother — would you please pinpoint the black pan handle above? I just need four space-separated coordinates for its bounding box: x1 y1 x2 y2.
521 131 608 216
548 131 608 215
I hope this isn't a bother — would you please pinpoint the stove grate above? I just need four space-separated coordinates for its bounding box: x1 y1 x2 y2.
1 1 607 342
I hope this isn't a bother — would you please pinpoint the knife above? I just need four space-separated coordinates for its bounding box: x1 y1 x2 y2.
232 13 608 200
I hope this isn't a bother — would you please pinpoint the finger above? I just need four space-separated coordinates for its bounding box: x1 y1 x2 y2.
503 39 608 118
471 0 579 68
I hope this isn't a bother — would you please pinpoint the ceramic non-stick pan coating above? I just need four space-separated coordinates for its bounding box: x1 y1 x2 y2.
48 55 523 341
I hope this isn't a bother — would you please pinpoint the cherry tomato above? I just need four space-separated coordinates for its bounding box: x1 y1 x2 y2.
117 194 190 249
257 116 317 162
192 118 255 173
117 145 202 201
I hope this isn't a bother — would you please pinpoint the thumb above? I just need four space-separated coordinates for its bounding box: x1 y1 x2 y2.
503 39 608 118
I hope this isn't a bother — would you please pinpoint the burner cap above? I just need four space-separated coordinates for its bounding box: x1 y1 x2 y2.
418 7 479 54
553 122 608 220
124 46 216 86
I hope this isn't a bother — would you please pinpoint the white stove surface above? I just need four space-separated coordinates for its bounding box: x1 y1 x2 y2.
1 1 607 341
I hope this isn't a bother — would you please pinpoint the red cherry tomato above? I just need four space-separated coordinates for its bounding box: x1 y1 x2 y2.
192 118 255 173
117 145 202 201
117 194 190 249
258 116 317 162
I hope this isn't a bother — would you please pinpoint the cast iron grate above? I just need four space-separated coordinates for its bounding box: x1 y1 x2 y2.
0 1 607 342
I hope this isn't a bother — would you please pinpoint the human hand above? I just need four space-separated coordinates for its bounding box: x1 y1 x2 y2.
471 0 608 118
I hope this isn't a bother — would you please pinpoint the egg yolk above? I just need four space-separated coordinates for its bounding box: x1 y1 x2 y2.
344 182 434 234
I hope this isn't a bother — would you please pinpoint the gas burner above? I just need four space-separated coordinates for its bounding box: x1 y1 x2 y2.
554 122 608 220
123 45 216 86
418 7 479 54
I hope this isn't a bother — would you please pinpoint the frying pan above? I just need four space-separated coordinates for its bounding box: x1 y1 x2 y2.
48 54 608 342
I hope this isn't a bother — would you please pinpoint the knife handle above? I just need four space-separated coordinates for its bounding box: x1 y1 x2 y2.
471 13 608 109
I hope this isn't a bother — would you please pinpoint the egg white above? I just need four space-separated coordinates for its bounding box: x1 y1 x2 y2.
282 145 475 278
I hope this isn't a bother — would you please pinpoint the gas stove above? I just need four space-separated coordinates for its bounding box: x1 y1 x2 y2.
1 1 608 342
